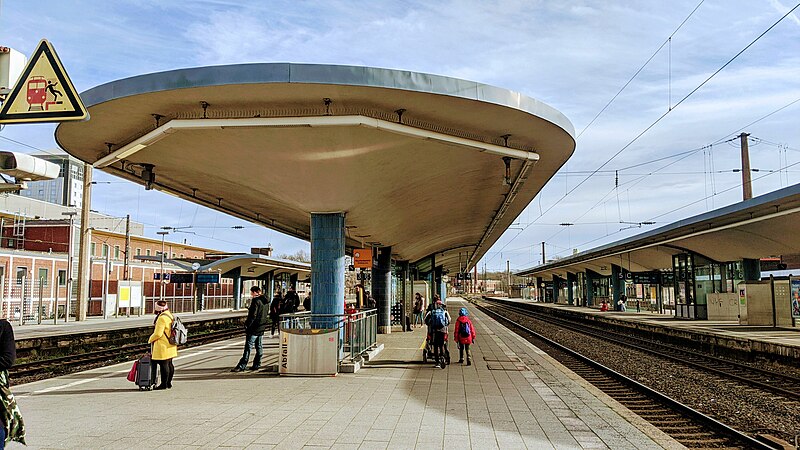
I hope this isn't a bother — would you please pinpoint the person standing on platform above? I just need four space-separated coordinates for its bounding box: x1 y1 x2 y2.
425 295 451 369
284 287 300 314
148 301 177 390
0 318 25 447
412 293 424 328
269 290 283 337
303 293 311 312
618 294 627 312
232 286 270 372
454 307 476 366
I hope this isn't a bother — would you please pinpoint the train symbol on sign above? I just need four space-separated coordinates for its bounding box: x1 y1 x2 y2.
26 76 63 111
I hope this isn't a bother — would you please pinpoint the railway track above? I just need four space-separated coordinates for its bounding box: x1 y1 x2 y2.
11 327 243 381
487 298 800 402
473 299 780 450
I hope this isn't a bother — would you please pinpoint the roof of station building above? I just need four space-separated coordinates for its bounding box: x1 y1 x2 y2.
55 63 576 273
517 183 800 278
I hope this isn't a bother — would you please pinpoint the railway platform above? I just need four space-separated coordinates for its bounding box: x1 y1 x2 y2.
11 298 679 449
497 297 800 362
11 309 246 340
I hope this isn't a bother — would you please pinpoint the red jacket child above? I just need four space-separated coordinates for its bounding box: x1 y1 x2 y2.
454 308 476 345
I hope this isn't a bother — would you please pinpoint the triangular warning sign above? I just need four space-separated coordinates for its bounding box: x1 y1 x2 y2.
0 39 88 124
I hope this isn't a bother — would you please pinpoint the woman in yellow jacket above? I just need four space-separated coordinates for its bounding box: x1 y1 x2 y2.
148 301 178 390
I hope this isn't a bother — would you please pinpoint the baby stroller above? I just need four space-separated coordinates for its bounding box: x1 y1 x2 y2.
422 329 450 365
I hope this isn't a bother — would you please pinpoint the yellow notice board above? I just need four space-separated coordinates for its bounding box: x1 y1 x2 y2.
0 39 87 124
353 248 373 269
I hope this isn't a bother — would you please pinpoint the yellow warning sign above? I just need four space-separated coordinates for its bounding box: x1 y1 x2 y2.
0 39 87 124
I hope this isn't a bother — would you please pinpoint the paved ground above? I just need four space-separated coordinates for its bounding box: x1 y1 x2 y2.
10 298 680 449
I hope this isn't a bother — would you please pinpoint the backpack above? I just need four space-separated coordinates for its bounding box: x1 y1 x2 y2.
257 298 270 325
430 308 447 329
459 321 471 338
168 313 188 345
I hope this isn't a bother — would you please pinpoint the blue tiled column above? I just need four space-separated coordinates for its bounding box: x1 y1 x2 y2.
311 213 346 321
231 267 242 310
372 246 392 334
552 275 561 303
566 272 576 306
611 264 622 310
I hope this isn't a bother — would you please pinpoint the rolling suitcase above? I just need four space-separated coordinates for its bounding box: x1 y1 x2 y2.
136 354 157 391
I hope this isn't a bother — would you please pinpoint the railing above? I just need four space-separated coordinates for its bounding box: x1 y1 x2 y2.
279 309 378 363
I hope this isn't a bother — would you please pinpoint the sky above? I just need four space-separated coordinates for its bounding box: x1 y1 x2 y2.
0 1 798 271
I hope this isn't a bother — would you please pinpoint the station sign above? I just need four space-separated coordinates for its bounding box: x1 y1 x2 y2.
631 272 661 285
170 273 194 284
353 248 372 269
196 273 220 284
456 273 473 280
357 272 371 281
0 40 87 124
153 273 170 281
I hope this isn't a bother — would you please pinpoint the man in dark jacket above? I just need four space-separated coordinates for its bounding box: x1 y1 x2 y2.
269 290 283 337
284 287 300 314
232 286 269 372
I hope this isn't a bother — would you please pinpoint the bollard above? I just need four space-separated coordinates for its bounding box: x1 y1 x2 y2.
38 278 44 325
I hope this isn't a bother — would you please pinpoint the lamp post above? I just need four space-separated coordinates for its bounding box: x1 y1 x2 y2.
156 230 170 301
61 211 78 322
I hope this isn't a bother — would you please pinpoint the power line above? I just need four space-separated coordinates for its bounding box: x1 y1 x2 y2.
577 0 706 138
482 4 800 265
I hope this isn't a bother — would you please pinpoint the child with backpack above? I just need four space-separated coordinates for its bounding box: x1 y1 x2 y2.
454 307 476 366
424 296 451 369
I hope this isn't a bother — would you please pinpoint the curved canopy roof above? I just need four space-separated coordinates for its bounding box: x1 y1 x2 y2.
517 183 800 279
56 63 575 273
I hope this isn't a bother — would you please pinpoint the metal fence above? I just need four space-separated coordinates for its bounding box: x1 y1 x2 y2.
0 278 78 324
279 309 378 364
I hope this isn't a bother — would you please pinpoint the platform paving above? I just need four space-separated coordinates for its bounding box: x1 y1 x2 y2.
10 298 679 449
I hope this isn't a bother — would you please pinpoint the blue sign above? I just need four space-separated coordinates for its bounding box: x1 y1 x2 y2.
196 273 220 284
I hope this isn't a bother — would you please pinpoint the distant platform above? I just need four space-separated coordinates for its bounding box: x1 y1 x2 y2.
11 309 246 341
13 298 678 449
495 298 800 361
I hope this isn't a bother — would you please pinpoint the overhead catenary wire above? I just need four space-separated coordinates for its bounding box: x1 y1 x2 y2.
483 5 800 267
577 0 706 138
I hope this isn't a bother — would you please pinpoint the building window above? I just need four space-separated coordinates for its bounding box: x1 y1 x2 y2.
102 244 109 257
15 267 27 284
146 249 151 256
91 242 96 256
38 268 48 285
114 245 120 259
136 248 141 256
58 270 67 286
180 254 184 258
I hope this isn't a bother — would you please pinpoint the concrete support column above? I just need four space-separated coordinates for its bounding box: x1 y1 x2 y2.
566 272 576 305
585 269 599 307
264 271 275 300
535 276 543 302
310 213 346 321
742 258 761 281
397 261 410 331
372 246 392 334
552 275 561 303
231 268 242 310
434 266 443 300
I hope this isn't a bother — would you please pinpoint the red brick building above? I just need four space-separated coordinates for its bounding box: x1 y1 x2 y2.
0 219 234 321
